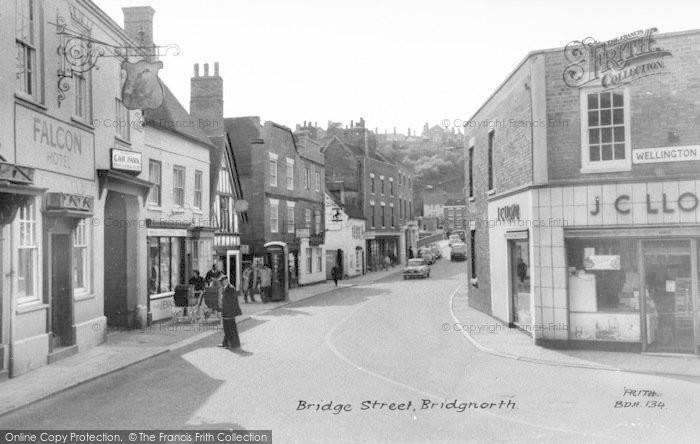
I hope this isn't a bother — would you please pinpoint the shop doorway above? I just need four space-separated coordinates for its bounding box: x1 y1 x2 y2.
509 238 531 328
643 240 696 354
50 234 74 348
266 245 287 301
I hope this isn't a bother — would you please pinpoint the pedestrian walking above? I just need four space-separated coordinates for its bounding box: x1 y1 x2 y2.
331 264 342 286
241 266 255 303
408 247 414 259
384 255 391 271
218 275 242 349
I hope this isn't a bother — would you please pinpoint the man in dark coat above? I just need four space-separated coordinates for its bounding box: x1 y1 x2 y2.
331 264 342 287
206 263 223 284
218 275 241 349
188 270 206 291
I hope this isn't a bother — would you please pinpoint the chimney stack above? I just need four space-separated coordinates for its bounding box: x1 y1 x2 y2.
214 62 219 76
194 63 199 76
122 7 156 62
204 63 209 76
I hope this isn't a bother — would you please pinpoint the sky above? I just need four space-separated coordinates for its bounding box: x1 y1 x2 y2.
95 0 700 135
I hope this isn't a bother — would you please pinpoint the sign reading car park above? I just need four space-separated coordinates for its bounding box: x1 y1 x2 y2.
632 146 700 164
111 148 142 172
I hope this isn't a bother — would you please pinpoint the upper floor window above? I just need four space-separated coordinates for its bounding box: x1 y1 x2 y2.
389 178 394 196
173 165 185 207
286 158 295 190
115 99 130 141
287 203 295 234
194 170 203 209
370 174 375 194
314 209 321 234
581 89 630 173
269 153 278 187
16 0 41 100
148 160 162 206
315 171 321 192
305 167 310 189
219 196 231 232
74 72 91 121
380 178 385 195
270 199 279 233
305 208 312 230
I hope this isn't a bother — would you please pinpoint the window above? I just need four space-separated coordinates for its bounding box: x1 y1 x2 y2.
389 178 394 196
16 0 40 100
315 209 321 234
287 203 295 234
74 72 91 120
370 204 375 228
194 170 203 209
316 248 323 272
74 219 90 293
582 89 630 172
409 202 412 219
315 171 321 192
408 178 411 189
370 174 375 194
173 165 185 207
391 206 395 227
306 248 313 274
470 229 477 279
17 200 38 302
305 167 310 189
148 237 185 295
305 208 312 230
488 131 494 191
219 196 231 231
468 146 474 198
380 178 385 195
115 99 130 140
286 158 294 190
270 200 279 233
381 205 385 228
269 154 278 187
148 160 162 206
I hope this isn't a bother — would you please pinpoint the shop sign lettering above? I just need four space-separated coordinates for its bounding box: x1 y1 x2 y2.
590 192 699 215
497 204 520 222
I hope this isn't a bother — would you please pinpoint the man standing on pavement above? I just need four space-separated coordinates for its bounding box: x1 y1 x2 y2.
331 264 342 287
218 275 242 349
205 263 223 285
241 266 255 303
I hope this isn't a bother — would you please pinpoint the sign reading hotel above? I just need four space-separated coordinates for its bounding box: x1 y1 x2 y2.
563 28 672 89
16 105 95 180
632 146 700 164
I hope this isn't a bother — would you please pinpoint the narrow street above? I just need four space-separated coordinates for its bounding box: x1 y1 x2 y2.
1 254 698 443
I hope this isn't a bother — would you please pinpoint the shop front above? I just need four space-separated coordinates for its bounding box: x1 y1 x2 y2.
365 234 400 271
531 180 700 355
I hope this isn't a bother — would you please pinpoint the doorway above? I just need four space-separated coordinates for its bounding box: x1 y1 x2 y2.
643 240 696 353
50 234 74 348
509 238 531 328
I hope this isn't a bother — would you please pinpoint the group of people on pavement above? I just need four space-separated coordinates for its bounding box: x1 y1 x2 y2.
187 262 274 350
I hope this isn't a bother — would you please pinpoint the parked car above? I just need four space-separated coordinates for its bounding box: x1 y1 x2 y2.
420 250 436 265
429 244 442 259
448 234 461 246
403 258 431 279
451 242 468 261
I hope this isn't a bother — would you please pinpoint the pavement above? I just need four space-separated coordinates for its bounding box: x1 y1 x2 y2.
450 281 700 379
0 267 402 418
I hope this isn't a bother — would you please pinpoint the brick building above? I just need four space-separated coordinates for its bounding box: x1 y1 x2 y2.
323 119 415 270
444 198 467 231
227 117 325 299
465 28 700 355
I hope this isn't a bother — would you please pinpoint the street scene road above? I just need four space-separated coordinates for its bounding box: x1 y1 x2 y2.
2 245 699 443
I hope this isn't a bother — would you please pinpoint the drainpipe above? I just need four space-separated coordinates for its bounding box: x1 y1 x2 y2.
4 225 15 378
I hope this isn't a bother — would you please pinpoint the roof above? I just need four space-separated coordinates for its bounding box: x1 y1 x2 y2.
325 191 365 220
422 193 446 205
323 135 397 165
143 83 214 149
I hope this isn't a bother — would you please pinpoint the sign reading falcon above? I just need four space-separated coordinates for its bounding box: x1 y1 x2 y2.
120 60 165 110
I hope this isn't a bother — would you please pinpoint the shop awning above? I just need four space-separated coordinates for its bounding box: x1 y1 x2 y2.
0 162 48 226
97 169 154 205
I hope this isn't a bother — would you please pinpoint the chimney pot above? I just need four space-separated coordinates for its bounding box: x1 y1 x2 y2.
214 62 219 76
204 63 209 76
304 121 307 127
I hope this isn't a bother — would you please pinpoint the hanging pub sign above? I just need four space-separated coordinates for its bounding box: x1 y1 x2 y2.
563 28 672 89
121 60 165 110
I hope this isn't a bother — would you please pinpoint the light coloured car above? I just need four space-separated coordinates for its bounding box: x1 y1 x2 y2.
403 258 430 279
448 234 461 246
420 250 436 265
451 242 468 261
429 244 442 259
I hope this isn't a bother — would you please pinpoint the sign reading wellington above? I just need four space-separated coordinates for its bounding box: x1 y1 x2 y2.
632 146 700 164
16 105 95 180
563 28 672 89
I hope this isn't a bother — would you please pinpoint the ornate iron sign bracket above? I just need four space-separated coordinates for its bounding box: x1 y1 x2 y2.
53 14 179 106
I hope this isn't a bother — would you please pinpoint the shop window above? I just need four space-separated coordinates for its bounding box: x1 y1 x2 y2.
17 199 38 303
16 0 41 101
148 237 184 295
148 160 161 206
306 248 312 274
566 238 639 311
73 219 90 294
581 89 630 173
194 170 203 209
173 165 185 207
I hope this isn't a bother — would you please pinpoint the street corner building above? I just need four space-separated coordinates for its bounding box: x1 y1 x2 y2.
0 0 231 378
463 28 700 355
